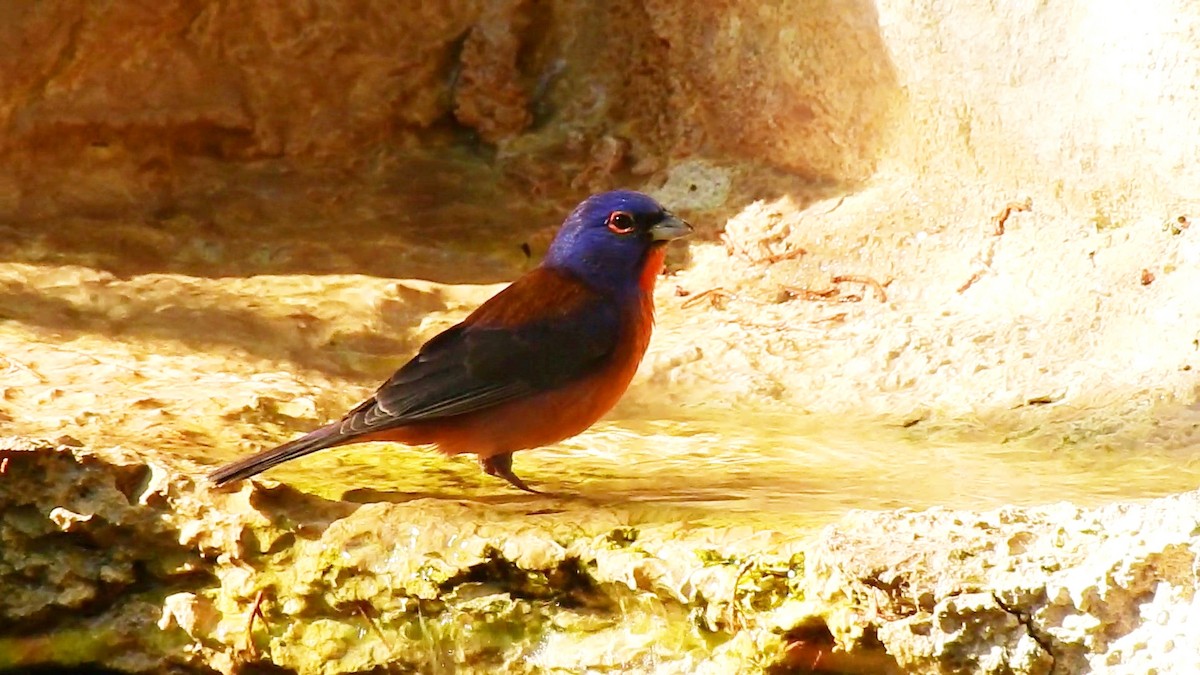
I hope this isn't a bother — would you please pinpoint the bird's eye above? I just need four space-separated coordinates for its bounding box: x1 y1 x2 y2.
606 211 636 235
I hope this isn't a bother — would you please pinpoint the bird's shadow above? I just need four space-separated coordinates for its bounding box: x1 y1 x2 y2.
340 486 556 507
339 483 755 509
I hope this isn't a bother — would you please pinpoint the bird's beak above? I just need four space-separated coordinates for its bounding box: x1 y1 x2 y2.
649 213 693 242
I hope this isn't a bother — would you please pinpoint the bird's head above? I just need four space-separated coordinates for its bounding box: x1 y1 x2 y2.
544 190 692 296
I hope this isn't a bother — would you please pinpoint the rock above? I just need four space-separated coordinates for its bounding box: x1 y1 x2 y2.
2 438 1198 673
4 1 1200 672
453 0 536 143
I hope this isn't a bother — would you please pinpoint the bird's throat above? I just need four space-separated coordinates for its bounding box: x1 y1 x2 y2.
639 245 668 293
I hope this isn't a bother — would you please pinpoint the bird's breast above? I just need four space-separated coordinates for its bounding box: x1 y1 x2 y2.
490 293 654 452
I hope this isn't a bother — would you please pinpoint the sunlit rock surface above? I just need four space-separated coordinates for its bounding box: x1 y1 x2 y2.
3 440 1199 674
3 0 1200 673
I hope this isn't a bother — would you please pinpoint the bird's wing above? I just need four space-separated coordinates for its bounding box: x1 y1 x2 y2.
337 267 619 435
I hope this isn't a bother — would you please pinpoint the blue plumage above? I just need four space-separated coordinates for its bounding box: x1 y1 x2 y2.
545 190 681 299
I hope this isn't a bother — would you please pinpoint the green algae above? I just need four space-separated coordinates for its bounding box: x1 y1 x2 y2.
212 520 792 672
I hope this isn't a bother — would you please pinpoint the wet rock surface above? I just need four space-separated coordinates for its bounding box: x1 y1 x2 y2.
3 440 1199 674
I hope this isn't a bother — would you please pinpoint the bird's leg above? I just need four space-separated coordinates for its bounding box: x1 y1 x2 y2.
480 453 542 494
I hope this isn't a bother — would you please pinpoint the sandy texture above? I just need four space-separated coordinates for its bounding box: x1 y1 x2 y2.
647 177 1200 454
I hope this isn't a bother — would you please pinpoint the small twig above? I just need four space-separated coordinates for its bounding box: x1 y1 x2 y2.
782 286 838 301
720 231 807 266
0 355 47 383
44 345 140 374
823 195 847 214
244 589 268 657
758 246 808 265
956 270 985 294
784 639 826 672
813 312 848 325
959 198 1031 293
720 231 756 262
355 602 393 652
783 275 888 304
992 198 1032 236
681 287 739 309
831 274 889 303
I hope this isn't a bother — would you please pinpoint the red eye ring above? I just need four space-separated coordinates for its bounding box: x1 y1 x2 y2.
606 211 636 234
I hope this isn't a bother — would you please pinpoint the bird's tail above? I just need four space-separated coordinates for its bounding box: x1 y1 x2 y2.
208 424 348 486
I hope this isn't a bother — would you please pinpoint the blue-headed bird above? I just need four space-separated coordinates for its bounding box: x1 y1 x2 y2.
209 190 692 493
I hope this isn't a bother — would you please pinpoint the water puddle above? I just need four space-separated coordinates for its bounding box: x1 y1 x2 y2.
256 407 1200 530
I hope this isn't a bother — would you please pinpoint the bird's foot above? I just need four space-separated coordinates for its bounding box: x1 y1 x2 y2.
480 453 542 494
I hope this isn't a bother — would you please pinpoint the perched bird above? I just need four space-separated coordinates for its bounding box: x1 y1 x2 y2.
209 190 691 493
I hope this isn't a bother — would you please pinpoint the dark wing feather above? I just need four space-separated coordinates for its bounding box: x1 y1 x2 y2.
337 271 620 435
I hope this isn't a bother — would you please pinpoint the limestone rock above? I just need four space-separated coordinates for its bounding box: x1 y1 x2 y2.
3 439 1199 673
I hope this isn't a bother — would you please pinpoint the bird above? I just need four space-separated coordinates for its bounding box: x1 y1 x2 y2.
208 190 692 493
